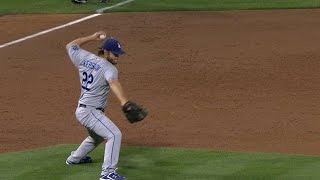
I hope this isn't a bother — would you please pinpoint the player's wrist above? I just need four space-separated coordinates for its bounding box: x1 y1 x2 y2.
121 100 129 106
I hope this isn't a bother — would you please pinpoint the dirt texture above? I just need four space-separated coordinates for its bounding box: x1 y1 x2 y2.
1 10 320 155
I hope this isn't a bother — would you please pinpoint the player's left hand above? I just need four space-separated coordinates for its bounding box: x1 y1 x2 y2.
122 101 148 123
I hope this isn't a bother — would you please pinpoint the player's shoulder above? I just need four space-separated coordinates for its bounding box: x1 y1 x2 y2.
99 58 116 69
68 44 94 58
67 43 81 53
99 59 118 74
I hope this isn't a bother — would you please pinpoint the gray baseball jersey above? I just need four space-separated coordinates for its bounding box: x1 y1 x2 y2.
67 44 118 109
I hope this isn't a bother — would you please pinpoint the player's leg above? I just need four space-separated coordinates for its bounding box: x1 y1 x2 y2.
66 130 104 164
89 110 125 179
66 107 104 164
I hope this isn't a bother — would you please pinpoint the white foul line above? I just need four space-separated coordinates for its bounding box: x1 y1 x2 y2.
96 0 135 13
0 0 135 49
0 14 101 49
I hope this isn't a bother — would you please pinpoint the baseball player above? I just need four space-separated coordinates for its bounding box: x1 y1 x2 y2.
65 31 147 180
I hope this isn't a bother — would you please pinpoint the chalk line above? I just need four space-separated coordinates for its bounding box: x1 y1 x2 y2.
0 0 135 49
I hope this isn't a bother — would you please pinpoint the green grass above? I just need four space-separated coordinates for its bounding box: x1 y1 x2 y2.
1 0 320 15
1 144 320 180
113 0 320 12
0 0 124 15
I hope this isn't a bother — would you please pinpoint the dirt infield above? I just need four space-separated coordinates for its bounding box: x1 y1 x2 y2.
1 10 320 155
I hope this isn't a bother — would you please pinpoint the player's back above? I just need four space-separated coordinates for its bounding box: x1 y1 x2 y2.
67 44 118 109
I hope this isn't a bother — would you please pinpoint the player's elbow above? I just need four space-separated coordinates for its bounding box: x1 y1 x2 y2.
66 40 79 50
66 43 72 50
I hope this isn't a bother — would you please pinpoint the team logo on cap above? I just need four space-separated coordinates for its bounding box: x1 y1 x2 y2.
117 43 121 48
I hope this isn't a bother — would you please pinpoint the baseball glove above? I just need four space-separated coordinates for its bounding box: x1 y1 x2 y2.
122 101 148 123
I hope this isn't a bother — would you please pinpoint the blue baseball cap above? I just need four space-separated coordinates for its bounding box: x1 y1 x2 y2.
101 37 125 55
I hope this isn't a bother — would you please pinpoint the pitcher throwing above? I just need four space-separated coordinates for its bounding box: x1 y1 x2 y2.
65 31 147 180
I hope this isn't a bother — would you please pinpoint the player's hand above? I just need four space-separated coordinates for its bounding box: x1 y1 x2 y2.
122 101 148 123
91 31 106 41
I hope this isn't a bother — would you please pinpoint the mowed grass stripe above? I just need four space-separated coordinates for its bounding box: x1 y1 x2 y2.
1 145 320 180
1 0 320 14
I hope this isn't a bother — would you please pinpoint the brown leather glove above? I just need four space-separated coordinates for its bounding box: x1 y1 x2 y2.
122 101 148 123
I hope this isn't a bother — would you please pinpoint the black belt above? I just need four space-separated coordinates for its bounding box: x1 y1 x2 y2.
79 104 104 112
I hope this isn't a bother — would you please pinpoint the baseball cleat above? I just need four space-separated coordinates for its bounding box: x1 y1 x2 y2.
100 171 126 180
66 155 92 165
71 0 87 4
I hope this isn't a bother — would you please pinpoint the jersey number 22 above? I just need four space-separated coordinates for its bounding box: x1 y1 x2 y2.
81 72 93 91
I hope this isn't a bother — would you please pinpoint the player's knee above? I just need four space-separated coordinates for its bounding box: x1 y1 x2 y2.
113 130 122 139
86 136 95 142
115 130 122 138
108 130 122 140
